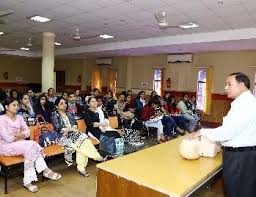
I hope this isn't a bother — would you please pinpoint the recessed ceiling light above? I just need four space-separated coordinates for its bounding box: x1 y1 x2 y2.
20 47 30 51
0 32 5 35
30 15 51 23
99 34 114 39
179 22 199 29
54 42 62 46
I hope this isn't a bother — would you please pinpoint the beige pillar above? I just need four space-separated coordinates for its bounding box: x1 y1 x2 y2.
125 57 133 90
42 32 55 92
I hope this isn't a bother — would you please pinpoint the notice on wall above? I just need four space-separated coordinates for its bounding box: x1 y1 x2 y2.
140 81 148 89
15 76 23 82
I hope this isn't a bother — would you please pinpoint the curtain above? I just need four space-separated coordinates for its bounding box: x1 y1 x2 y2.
204 66 214 115
91 66 102 91
108 69 117 95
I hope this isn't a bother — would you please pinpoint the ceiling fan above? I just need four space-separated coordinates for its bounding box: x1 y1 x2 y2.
0 9 14 25
154 11 199 30
72 28 99 41
154 11 180 29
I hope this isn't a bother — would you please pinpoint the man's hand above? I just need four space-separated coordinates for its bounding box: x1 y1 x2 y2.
186 130 201 140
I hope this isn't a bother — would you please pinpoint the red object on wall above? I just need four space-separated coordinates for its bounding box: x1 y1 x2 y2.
3 72 8 80
166 77 171 88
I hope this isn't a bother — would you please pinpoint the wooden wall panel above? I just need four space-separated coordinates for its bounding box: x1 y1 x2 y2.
97 169 168 197
201 100 230 123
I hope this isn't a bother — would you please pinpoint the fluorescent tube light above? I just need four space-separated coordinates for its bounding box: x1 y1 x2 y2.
30 15 51 23
99 34 114 39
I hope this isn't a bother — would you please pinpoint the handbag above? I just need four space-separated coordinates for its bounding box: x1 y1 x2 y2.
34 115 59 147
99 131 124 157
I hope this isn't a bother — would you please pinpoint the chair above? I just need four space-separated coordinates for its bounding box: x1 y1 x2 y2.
108 116 119 129
108 116 122 135
76 119 87 132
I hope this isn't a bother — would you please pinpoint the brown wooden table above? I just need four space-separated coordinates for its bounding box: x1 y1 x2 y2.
96 137 222 197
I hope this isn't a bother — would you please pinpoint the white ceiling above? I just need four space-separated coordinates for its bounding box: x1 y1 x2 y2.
1 0 256 57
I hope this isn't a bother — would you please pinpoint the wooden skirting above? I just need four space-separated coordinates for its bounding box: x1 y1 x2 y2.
0 82 41 93
201 121 221 128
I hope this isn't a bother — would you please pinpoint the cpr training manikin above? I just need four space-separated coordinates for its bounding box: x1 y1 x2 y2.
179 135 221 160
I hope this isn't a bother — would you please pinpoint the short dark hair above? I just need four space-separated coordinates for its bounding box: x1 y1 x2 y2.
48 87 54 92
119 91 126 97
55 97 66 106
9 89 18 99
68 93 75 97
95 96 103 101
230 72 250 89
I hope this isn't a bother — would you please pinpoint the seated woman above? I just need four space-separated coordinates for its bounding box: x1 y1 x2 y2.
163 92 172 106
0 98 61 193
177 94 200 132
124 94 135 113
115 92 134 128
96 96 108 119
9 89 19 100
17 93 35 125
103 91 117 116
141 99 164 142
34 94 53 123
169 96 190 131
84 97 109 140
96 96 117 132
134 91 146 119
51 98 103 177
0 89 7 115
142 99 184 142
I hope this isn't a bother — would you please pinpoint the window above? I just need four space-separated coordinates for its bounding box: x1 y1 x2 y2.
197 69 207 111
153 69 162 96
91 67 102 91
109 69 117 96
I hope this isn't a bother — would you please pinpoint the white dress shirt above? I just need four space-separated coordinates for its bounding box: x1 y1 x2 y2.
201 90 256 147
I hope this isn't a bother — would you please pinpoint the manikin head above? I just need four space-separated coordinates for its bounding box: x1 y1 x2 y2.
179 136 221 160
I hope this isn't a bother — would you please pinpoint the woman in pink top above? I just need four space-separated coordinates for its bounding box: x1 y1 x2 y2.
0 98 61 192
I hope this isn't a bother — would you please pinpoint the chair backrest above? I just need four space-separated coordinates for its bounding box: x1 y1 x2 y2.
108 116 119 129
29 123 54 140
76 119 87 132
29 125 37 140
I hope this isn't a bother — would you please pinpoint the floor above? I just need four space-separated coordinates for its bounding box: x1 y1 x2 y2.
0 136 226 197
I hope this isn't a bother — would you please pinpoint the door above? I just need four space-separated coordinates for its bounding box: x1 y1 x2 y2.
55 70 65 92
